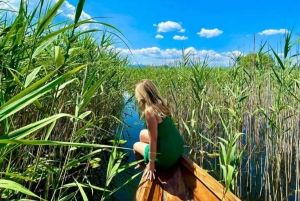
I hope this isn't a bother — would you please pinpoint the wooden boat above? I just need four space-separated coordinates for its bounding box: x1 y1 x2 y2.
134 154 241 201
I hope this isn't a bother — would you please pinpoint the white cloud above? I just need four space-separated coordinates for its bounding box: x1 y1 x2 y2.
197 28 223 38
156 21 184 33
3 0 92 21
225 51 244 62
173 35 188 40
155 34 164 39
4 0 102 33
258 29 288 35
278 53 284 57
228 50 245 57
179 28 185 33
0 0 19 11
60 1 92 21
118 46 236 66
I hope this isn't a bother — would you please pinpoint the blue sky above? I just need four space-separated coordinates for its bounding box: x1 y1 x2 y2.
3 0 300 66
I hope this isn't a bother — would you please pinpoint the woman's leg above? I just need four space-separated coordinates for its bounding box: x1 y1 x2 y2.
133 142 148 157
133 129 150 169
139 129 150 143
133 141 148 169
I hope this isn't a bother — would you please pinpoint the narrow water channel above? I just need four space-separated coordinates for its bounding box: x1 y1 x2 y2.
114 95 145 200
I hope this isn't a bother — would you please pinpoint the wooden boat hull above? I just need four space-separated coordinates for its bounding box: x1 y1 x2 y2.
134 155 241 201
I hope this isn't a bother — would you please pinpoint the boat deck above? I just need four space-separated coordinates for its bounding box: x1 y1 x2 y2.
134 155 241 201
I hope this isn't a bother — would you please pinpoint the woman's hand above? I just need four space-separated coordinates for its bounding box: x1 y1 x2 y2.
143 161 156 181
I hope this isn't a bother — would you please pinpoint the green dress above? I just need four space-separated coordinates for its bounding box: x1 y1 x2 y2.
144 116 184 170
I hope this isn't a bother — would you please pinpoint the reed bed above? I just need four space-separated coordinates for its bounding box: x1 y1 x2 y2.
124 34 300 200
0 0 139 200
2 0 300 200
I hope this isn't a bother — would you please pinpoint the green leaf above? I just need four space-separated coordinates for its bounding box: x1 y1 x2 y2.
107 156 124 185
2 68 58 107
105 171 143 199
61 182 110 192
219 142 227 165
24 67 42 88
109 139 127 145
228 143 236 165
115 159 143 175
220 164 227 182
8 69 24 88
0 179 45 200
64 149 103 170
55 46 64 68
226 165 235 190
78 111 92 120
271 65 282 85
55 78 78 98
79 75 106 112
0 139 129 150
36 0 65 37
8 69 46 116
0 172 35 182
74 0 87 24
238 95 249 102
75 179 88 201
70 29 99 43
45 120 56 141
90 158 101 168
217 137 228 145
271 48 285 70
198 132 217 147
284 31 292 59
0 113 73 140
58 192 76 201
0 65 85 121
82 69 96 94
32 36 57 59
38 19 95 44
73 121 94 143
182 120 191 136
228 108 237 118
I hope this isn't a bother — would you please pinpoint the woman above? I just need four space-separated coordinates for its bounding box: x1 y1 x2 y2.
133 79 184 181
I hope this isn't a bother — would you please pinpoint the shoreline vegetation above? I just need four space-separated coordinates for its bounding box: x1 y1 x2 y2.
1 0 300 200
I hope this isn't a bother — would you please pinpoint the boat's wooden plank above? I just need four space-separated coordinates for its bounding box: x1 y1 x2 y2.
159 165 190 201
151 181 163 200
180 164 220 201
134 179 151 201
179 155 241 201
134 165 190 201
134 177 163 201
134 155 241 201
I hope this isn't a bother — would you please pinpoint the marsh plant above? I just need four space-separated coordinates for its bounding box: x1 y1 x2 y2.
0 0 139 200
124 32 300 200
2 0 300 200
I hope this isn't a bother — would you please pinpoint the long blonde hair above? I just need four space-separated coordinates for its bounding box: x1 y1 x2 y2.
135 79 172 117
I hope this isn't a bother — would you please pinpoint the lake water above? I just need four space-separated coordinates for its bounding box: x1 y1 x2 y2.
113 96 145 200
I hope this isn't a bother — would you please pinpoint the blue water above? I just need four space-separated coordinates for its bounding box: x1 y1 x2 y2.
113 96 145 200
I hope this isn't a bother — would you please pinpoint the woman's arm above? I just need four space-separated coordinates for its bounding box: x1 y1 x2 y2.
144 108 158 180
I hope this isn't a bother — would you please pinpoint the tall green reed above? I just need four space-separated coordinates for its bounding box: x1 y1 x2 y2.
0 0 136 200
123 31 300 200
